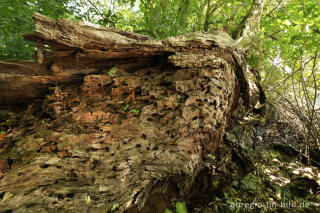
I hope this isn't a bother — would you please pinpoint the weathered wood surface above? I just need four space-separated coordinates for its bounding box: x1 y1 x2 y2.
1 13 245 108
0 13 264 212
0 60 54 108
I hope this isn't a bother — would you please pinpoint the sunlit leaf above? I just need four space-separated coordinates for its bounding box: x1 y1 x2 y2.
111 203 120 211
176 202 187 213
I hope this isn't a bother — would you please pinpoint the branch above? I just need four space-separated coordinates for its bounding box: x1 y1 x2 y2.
204 0 223 31
231 1 254 39
140 0 166 37
266 0 283 17
235 0 265 49
265 29 285 40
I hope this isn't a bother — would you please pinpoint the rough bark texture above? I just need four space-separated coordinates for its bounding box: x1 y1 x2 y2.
0 13 263 212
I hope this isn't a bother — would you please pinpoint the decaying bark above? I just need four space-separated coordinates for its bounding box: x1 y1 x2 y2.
0 13 264 212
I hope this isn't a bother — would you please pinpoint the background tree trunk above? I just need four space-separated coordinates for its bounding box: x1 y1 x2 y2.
0 14 263 212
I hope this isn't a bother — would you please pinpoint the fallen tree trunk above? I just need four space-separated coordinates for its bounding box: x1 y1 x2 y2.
0 13 264 212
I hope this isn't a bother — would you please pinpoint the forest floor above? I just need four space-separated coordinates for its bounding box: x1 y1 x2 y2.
189 108 320 213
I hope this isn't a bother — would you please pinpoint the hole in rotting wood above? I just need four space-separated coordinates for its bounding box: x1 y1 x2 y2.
40 112 52 119
92 159 99 168
210 100 217 107
199 84 206 91
105 147 110 152
136 144 141 148
112 166 117 171
7 158 13 167
70 170 78 178
0 192 5 199
57 194 64 200
40 164 50 168
66 193 75 198
159 81 171 87
141 134 147 139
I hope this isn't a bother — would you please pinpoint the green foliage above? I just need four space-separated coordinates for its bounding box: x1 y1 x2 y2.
247 51 260 69
262 0 320 81
107 66 118 77
175 202 187 213
216 148 320 212
122 104 130 111
0 0 72 60
206 154 216 160
111 202 120 211
70 0 143 32
165 208 173 213
129 109 140 115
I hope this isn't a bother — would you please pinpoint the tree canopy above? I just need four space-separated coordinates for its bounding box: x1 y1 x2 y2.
0 0 71 60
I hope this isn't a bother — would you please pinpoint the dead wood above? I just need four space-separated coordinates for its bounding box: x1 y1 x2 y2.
0 13 264 212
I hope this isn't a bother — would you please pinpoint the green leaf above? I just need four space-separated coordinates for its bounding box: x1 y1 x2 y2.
260 117 266 123
206 154 216 160
129 109 140 115
111 203 120 211
290 35 301 44
123 104 130 111
108 66 118 77
176 202 187 213
165 209 173 213
212 180 219 188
